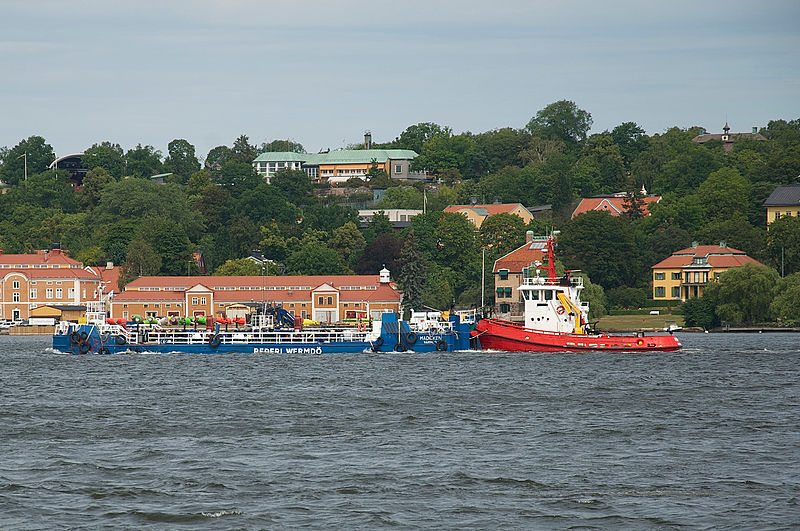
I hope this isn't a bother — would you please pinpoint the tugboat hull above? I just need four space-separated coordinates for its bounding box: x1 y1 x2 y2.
474 318 682 353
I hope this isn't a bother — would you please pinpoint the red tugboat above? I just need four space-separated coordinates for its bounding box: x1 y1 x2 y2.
473 235 681 352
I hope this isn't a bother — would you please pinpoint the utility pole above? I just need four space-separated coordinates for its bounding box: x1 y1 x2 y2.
481 248 485 309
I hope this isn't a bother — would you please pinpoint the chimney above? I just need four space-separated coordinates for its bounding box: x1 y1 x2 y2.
720 241 727 248
106 261 114 270
692 241 698 248
364 131 372 149
526 230 534 243
752 126 757 134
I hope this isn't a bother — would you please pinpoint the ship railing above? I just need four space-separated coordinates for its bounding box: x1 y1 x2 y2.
138 326 371 345
522 276 583 287
454 309 478 324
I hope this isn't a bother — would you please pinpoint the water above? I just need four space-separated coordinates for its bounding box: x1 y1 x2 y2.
1 333 798 529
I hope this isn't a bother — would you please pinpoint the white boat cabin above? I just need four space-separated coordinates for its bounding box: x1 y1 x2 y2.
518 273 590 333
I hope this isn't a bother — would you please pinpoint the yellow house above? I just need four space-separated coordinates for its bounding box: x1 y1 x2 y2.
443 203 534 229
763 184 800 226
651 243 762 301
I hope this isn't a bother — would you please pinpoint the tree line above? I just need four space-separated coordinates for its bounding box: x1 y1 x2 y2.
1 101 798 322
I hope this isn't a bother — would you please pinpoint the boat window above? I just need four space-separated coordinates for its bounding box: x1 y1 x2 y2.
543 290 553 300
530 290 539 301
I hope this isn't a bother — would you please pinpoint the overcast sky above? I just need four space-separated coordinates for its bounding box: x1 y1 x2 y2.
2 0 798 160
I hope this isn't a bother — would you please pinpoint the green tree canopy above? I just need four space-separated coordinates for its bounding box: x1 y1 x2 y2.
119 237 162 288
214 162 261 198
397 231 426 312
235 182 299 225
205 145 232 171
95 179 198 232
765 215 800 276
769 272 800 322
558 211 643 289
125 144 163 178
392 122 452 154
82 142 125 179
302 204 359 233
79 167 114 210
329 222 366 270
525 100 593 146
163 139 201 183
260 139 305 153
479 213 526 255
213 257 264 276
271 168 312 202
703 264 779 324
285 242 345 275
0 136 55 186
697 167 751 222
231 134 258 164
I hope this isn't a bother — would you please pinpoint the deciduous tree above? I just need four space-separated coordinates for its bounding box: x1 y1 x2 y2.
525 100 593 146
163 139 201 183
0 136 55 186
765 215 800 276
703 264 780 323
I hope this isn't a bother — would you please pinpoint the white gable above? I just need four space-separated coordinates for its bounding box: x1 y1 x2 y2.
186 283 212 293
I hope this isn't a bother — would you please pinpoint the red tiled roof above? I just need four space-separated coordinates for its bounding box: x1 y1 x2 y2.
112 291 182 302
112 285 400 304
444 203 527 216
124 274 382 290
708 255 762 268
362 283 402 302
652 245 763 269
85 265 122 293
493 240 547 273
571 196 661 219
0 249 82 266
1 268 100 280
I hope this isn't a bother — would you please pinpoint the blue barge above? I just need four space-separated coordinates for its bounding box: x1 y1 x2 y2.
52 306 474 354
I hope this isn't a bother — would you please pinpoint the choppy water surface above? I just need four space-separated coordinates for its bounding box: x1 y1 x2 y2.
1 333 798 529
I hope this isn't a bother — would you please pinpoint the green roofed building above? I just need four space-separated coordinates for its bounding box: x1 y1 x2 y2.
253 147 424 184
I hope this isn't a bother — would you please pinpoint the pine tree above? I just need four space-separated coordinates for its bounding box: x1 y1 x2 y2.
397 231 426 312
622 188 646 220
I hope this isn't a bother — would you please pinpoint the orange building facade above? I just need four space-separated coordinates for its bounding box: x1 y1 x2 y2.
0 249 102 321
110 272 401 323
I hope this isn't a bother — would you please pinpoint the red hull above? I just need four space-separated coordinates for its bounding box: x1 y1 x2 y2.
473 318 681 352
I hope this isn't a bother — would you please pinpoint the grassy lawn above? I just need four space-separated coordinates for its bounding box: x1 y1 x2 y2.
594 313 684 331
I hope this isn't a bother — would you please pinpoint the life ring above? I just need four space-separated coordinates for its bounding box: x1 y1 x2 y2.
115 335 127 345
436 339 448 351
405 332 418 344
79 341 91 354
358 322 368 332
208 334 221 348
70 331 81 345
556 305 566 315
99 347 110 355
394 343 406 352
375 336 384 347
